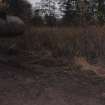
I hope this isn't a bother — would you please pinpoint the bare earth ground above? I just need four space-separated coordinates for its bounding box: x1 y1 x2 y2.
0 53 105 105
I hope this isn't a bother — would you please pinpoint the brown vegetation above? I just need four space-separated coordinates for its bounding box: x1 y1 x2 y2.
17 25 105 63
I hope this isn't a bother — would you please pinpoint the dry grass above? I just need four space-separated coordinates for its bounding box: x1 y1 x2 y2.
16 25 105 63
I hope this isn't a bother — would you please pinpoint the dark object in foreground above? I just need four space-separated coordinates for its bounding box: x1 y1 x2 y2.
0 15 25 37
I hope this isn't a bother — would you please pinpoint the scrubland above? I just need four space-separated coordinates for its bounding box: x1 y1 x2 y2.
17 25 105 64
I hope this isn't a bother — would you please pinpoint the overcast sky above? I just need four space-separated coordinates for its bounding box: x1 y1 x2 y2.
28 0 40 6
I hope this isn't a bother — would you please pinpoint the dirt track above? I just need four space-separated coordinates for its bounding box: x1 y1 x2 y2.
0 60 105 105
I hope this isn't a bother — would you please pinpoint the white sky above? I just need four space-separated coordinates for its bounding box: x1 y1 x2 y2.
28 0 41 6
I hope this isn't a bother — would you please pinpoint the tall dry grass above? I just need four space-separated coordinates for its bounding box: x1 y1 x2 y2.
17 25 105 63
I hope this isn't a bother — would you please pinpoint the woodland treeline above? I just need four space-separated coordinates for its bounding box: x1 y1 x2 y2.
31 0 105 26
10 0 105 26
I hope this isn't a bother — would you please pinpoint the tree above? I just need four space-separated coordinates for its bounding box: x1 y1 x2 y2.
78 0 93 24
41 0 57 26
44 14 57 26
97 0 105 24
41 0 56 16
85 0 105 25
33 0 57 26
32 9 43 25
8 0 32 20
60 0 80 25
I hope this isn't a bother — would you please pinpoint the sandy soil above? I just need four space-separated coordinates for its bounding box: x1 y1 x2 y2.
0 58 105 105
